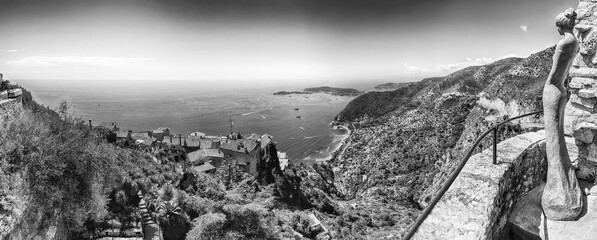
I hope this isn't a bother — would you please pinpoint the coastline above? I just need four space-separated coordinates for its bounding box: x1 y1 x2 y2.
316 122 353 164
23 85 358 164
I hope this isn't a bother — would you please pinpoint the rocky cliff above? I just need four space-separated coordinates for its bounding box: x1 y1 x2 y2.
330 46 555 237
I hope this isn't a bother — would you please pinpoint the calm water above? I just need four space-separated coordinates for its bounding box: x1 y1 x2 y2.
17 80 356 164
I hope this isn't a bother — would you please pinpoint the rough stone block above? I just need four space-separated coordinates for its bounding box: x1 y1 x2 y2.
569 77 596 89
570 94 597 109
570 67 597 78
589 143 597 163
577 160 597 181
573 122 597 143
568 136 579 168
565 101 592 135
579 88 597 98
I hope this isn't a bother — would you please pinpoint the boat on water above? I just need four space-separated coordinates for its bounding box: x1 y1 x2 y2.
296 116 301 119
294 108 299 110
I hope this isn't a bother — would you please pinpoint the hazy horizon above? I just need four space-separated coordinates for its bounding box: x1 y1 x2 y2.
0 0 578 90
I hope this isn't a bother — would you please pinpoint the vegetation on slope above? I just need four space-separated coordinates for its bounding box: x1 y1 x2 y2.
329 47 554 237
0 46 556 239
335 77 442 122
373 82 415 90
0 83 344 239
274 86 364 96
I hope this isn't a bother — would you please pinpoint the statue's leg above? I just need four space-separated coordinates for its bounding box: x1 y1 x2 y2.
542 85 583 220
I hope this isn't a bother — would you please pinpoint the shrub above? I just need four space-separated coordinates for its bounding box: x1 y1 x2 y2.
185 204 276 240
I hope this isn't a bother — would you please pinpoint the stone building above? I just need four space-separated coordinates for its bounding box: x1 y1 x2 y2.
220 138 261 175
219 134 273 176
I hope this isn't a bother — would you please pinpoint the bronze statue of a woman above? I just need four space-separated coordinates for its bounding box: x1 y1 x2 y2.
542 8 583 221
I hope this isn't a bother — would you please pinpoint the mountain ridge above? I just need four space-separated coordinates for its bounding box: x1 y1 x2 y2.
325 46 554 237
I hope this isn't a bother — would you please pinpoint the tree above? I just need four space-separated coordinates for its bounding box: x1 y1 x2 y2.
157 201 191 240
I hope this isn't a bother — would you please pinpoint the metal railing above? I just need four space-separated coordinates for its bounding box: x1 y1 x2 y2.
403 110 543 240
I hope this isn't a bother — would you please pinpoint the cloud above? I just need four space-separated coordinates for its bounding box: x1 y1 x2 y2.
404 57 495 75
5 55 152 67
403 63 431 75
436 57 494 71
519 25 528 32
502 53 518 59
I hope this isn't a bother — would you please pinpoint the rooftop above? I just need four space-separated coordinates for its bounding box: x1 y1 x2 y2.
260 134 272 148
192 162 216 173
187 148 224 162
188 131 206 138
185 138 201 147
220 139 259 153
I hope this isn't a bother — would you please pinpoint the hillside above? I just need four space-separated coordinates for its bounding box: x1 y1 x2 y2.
0 83 351 239
274 86 364 96
373 82 416 90
328 46 554 237
0 46 555 239
335 77 442 122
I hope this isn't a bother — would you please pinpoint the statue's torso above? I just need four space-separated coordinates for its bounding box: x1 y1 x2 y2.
548 35 579 87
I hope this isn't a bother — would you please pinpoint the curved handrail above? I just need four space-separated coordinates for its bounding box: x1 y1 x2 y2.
402 110 543 240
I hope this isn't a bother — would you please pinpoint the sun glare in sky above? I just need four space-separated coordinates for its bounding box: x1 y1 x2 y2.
0 0 577 88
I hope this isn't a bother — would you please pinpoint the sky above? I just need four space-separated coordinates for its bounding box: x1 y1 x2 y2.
0 0 580 89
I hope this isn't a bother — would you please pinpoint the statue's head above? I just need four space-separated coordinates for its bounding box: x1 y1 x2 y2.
556 8 577 35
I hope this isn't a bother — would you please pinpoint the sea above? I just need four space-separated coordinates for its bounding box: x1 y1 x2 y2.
15 79 366 165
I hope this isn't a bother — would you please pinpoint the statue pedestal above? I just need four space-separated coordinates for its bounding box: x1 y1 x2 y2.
540 181 597 240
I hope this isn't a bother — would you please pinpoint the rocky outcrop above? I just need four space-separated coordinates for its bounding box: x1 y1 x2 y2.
256 142 281 185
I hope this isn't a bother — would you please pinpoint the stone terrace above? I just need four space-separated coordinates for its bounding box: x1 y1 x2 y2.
412 130 580 239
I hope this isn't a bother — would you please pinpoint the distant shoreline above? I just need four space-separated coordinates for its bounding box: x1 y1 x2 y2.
313 122 353 163
274 86 364 97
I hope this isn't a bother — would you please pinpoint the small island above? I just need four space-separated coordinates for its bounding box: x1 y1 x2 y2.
373 82 415 90
274 86 364 96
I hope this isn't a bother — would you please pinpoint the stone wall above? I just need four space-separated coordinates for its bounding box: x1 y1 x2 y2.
564 0 597 182
412 131 576 239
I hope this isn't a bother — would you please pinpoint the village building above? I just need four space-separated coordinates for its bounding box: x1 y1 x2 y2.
220 139 260 175
188 131 206 138
219 134 273 176
192 162 216 174
184 137 201 151
187 148 224 167
98 122 120 132
199 139 214 149
157 127 171 136
244 133 261 140
278 151 289 170
149 130 164 141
